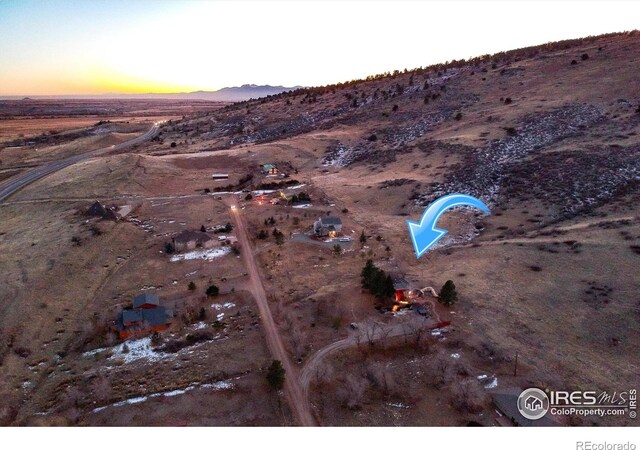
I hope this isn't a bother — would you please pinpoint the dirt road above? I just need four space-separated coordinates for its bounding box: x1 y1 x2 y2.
228 202 316 426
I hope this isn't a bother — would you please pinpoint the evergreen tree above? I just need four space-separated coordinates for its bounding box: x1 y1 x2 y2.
266 360 286 390
206 284 220 297
438 280 458 306
361 259 375 288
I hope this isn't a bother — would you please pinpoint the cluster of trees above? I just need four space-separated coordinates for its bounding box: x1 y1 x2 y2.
361 260 395 301
290 192 310 204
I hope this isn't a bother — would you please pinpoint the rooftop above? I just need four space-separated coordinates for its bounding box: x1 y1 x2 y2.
173 229 213 244
319 216 342 226
117 306 170 331
133 292 160 308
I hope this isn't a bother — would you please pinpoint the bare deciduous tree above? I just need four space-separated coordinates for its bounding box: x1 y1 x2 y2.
430 353 452 387
366 362 397 396
337 375 369 410
451 378 485 413
91 373 112 403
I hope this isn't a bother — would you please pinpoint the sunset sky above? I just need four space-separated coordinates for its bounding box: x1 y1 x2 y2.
0 0 638 96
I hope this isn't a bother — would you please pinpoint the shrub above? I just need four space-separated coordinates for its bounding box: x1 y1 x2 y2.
581 53 589 61
570 60 578 65
273 229 285 245
13 347 31 358
245 193 253 200
504 97 512 104
188 281 197 291
454 112 463 120
200 225 206 232
367 134 377 142
164 242 175 254
170 142 177 148
257 229 268 240
392 104 399 112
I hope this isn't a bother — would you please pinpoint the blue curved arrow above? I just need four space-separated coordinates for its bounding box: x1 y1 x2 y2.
407 193 490 258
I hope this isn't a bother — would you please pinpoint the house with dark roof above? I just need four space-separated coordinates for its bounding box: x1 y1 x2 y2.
313 216 343 237
172 230 216 252
86 201 118 221
133 292 160 309
117 293 171 340
491 388 558 427
391 274 411 302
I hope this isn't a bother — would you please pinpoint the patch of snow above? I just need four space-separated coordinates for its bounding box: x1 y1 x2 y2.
287 184 306 190
292 203 312 209
484 377 498 389
211 302 236 310
170 247 230 262
450 353 461 359
110 337 164 364
91 380 235 414
387 402 410 409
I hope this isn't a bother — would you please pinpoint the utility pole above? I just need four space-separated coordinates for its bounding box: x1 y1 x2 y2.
514 351 519 377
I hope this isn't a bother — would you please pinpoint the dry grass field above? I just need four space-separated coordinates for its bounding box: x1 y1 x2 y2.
0 32 639 426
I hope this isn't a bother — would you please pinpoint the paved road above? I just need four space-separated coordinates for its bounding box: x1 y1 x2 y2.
0 123 160 204
228 201 317 426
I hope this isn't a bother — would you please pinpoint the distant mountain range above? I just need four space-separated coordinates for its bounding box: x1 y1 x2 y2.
0 84 303 103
